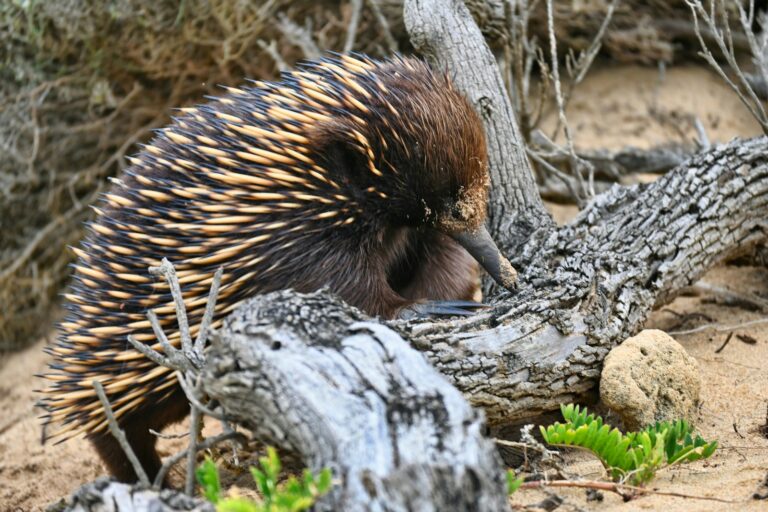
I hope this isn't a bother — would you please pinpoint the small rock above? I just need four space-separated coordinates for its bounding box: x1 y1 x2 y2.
600 329 701 430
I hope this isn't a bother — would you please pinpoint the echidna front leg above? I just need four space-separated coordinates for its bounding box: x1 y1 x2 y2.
90 386 189 484
398 230 481 304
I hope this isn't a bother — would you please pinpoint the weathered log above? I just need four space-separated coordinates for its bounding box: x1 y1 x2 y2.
404 136 768 425
202 295 509 511
587 144 697 177
55 478 212 512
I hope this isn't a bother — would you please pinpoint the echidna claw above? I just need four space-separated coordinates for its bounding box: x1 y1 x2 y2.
398 300 489 320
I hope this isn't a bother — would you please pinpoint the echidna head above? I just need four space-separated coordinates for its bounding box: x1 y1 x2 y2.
308 56 515 289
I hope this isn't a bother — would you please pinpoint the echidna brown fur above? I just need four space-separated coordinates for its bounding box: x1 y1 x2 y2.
40 54 507 483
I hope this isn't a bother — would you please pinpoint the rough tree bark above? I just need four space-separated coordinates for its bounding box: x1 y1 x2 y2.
57 478 212 512
202 295 508 511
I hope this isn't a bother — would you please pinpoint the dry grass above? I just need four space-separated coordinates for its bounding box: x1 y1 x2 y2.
0 0 401 351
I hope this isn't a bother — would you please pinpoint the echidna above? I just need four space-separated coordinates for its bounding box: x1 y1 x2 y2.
39 54 518 483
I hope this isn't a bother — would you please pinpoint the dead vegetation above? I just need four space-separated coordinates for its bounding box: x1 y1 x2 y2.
0 0 399 351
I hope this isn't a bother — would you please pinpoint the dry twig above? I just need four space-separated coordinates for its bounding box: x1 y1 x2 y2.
367 0 399 52
344 0 364 53
522 0 617 205
257 39 289 72
92 380 151 487
124 259 231 493
693 281 768 312
276 13 322 60
686 0 768 134
519 479 742 503
670 316 768 336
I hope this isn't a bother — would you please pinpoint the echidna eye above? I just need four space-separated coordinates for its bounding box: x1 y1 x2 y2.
451 203 466 221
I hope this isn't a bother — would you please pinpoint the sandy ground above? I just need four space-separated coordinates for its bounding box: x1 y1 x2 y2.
1 64 767 511
508 265 768 511
540 64 761 150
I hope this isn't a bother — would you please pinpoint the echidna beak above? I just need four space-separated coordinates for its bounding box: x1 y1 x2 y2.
452 225 518 291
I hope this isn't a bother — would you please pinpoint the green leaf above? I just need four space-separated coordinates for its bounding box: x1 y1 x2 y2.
196 457 221 504
540 404 718 487
637 432 652 457
539 425 549 442
605 437 632 469
561 403 576 422
317 468 332 493
283 476 302 496
583 420 601 447
218 498 262 512
507 471 524 495
266 446 282 476
251 467 269 499
591 426 617 454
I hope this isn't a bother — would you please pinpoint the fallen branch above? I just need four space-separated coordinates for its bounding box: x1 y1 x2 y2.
537 140 698 180
693 281 768 312
518 479 742 503
55 478 212 511
670 316 768 336
202 295 509 511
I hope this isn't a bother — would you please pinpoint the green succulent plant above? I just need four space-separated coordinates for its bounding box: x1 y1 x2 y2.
540 404 717 485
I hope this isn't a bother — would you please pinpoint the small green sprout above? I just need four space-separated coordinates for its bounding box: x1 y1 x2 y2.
506 470 524 494
196 447 332 512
